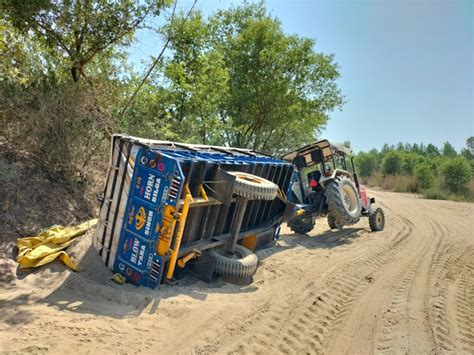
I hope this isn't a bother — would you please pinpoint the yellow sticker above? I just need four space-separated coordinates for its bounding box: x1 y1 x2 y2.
135 207 146 230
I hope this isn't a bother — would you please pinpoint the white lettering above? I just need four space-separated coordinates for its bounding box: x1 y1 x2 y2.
146 254 153 270
152 178 161 203
130 238 140 264
162 186 169 203
144 174 154 200
145 210 154 236
138 245 146 267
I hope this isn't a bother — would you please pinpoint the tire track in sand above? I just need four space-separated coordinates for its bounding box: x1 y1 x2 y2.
375 215 446 354
328 215 439 354
205 213 415 354
424 218 463 354
448 251 474 353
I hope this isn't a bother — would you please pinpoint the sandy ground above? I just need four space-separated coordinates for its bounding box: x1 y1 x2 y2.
1 189 473 354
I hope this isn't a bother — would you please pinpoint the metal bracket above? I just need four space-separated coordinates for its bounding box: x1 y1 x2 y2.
206 168 236 206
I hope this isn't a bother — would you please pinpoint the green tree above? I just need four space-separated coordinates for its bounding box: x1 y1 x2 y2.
381 143 393 155
426 143 440 156
410 143 421 155
419 143 426 154
401 152 416 175
466 136 474 154
2 0 172 82
442 141 457 158
133 3 344 151
382 151 402 176
414 163 434 189
396 142 405 151
0 18 52 85
211 3 344 153
118 80 181 141
441 157 471 194
160 11 229 144
461 136 474 160
355 152 377 177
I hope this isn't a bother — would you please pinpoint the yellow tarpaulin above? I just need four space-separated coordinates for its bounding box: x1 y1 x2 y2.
16 219 98 271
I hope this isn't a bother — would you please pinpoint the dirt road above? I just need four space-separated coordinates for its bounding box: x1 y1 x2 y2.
1 190 473 354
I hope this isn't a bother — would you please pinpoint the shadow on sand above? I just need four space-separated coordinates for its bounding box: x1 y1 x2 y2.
2 225 367 322
257 226 366 261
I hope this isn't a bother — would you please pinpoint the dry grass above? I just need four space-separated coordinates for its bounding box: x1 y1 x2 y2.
362 173 474 203
0 142 102 234
363 173 419 193
1 83 111 183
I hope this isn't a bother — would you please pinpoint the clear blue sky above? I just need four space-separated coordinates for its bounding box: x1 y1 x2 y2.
129 0 474 153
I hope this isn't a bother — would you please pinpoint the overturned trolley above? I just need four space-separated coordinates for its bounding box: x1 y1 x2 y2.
94 135 294 288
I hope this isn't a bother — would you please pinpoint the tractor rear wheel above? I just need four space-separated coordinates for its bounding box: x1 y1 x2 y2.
326 176 361 226
209 245 258 279
369 207 385 232
289 216 315 234
327 214 342 230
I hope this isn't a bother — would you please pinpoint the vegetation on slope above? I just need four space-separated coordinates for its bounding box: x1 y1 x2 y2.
1 1 343 185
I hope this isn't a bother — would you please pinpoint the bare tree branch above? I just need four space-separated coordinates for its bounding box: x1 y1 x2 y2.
80 2 156 66
32 19 73 57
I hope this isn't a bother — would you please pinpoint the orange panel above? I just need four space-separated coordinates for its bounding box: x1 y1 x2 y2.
241 234 257 251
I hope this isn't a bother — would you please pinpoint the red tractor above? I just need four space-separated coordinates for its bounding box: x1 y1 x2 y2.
282 140 385 234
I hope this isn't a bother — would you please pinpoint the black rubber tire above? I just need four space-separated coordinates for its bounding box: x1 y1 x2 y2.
227 171 278 200
209 245 258 279
326 176 361 226
369 207 385 232
288 216 315 234
327 214 342 230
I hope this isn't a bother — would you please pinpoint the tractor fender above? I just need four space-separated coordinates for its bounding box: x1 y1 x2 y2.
358 184 370 210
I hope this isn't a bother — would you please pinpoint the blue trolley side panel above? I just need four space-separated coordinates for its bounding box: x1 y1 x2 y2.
114 147 184 288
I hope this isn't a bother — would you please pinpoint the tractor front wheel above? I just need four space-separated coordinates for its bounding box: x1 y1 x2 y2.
369 207 385 232
289 216 315 235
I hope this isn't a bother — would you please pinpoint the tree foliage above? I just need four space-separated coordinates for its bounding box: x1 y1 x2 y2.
461 136 474 160
356 139 473 200
441 157 471 194
2 0 172 82
209 3 343 153
1 1 344 182
354 152 377 177
120 3 343 153
414 163 434 189
442 141 457 158
162 11 229 144
401 153 417 175
382 151 402 176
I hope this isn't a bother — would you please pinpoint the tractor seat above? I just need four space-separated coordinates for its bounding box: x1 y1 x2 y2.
307 171 323 192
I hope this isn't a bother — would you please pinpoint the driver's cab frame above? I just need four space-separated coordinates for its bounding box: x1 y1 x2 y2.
282 140 360 205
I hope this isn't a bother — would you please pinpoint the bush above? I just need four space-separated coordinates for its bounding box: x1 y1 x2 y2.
382 151 402 176
0 158 19 182
423 187 448 200
1 82 111 182
414 163 434 189
441 157 471 194
390 175 419 193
